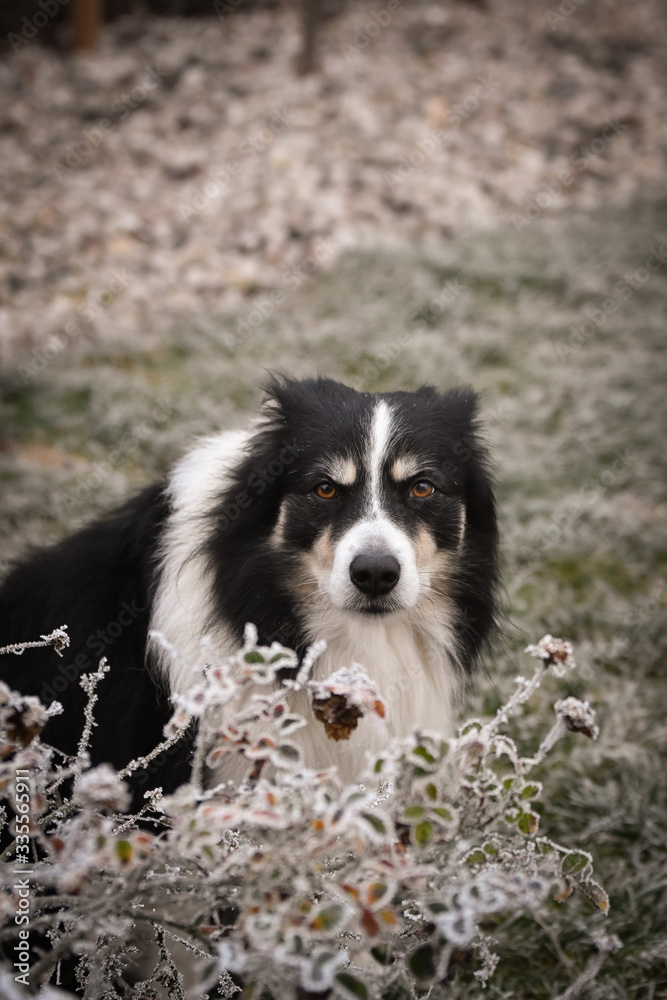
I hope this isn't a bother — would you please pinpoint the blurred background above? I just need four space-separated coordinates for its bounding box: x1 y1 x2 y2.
1 0 666 995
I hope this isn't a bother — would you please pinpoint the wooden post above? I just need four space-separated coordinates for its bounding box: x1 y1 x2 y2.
296 0 322 76
72 0 102 51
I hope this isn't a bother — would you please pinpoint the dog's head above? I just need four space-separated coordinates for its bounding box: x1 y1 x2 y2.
206 377 498 669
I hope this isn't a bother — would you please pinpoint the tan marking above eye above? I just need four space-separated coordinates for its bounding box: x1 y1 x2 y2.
411 480 435 498
315 481 337 499
391 456 421 482
329 456 357 485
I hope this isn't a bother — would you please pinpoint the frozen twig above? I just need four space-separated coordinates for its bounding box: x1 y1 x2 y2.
0 626 70 658
73 659 110 786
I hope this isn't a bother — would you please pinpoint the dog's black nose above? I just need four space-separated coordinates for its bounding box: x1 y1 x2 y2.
349 553 401 596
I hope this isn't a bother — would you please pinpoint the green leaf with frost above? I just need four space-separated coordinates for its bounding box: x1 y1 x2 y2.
413 745 436 765
335 972 369 999
310 903 348 933
361 813 386 835
244 651 265 663
579 880 610 913
415 821 434 847
370 945 393 965
520 783 541 799
115 840 132 863
408 943 436 981
404 805 425 821
562 851 591 875
518 810 539 835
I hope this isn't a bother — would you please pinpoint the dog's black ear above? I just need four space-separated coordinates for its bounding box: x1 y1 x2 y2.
260 374 362 424
437 385 479 424
204 376 301 551
260 371 289 411
442 388 495 535
464 442 497 539
260 373 308 424
203 380 304 647
415 383 439 400
444 393 498 667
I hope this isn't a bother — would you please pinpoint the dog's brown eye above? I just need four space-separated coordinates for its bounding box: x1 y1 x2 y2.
315 481 337 499
411 480 435 498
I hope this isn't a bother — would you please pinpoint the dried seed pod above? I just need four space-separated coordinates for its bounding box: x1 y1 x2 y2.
555 697 599 740
1 695 49 748
312 693 363 741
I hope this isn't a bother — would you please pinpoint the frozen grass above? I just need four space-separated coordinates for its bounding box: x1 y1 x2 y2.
1 193 666 996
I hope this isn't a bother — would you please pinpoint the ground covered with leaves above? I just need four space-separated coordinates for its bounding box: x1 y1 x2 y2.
1 1 666 997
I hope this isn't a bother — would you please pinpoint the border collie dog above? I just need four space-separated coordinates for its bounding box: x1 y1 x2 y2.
0 377 497 794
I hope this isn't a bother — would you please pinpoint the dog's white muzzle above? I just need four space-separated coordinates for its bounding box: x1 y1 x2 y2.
327 518 421 612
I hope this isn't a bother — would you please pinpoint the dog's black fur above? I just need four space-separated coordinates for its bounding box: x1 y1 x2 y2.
0 484 193 797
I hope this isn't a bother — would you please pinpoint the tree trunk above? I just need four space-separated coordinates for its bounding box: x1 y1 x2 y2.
72 0 102 51
296 0 322 76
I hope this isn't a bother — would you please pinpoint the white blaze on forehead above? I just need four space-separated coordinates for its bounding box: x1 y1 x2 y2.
458 506 467 547
390 455 421 482
329 456 357 485
368 400 394 514
270 497 289 546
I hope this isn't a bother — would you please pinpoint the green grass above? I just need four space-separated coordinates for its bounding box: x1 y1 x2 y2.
1 193 666 997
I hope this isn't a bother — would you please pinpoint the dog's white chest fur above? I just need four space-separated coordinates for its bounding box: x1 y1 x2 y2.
289 615 459 784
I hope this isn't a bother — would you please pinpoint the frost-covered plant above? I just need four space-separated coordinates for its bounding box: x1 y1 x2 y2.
0 628 612 998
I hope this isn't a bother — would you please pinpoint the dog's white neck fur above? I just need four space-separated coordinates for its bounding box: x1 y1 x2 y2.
295 607 460 784
148 430 250 692
149 417 462 786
